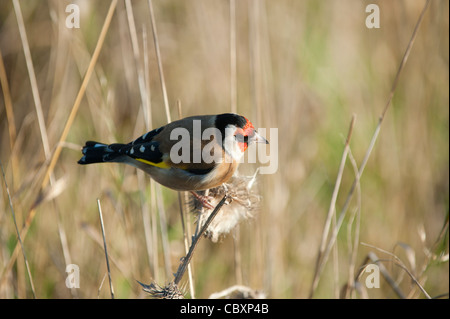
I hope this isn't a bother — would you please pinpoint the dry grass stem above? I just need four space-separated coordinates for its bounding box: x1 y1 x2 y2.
12 0 50 158
147 0 171 123
125 0 150 129
176 101 196 298
309 0 431 298
0 48 18 180
41 0 118 189
354 252 406 299
139 195 228 298
344 149 362 298
229 0 237 114
361 243 432 299
178 192 196 299
310 114 356 296
0 0 119 290
1 161 36 298
97 199 115 299
174 195 229 285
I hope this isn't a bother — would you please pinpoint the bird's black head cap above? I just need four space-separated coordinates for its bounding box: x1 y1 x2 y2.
215 113 249 135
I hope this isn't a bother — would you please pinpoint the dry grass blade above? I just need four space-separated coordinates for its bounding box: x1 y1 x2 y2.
155 184 173 278
355 252 406 299
41 0 118 189
309 0 431 298
310 114 356 297
0 46 20 197
173 195 229 286
175 101 196 298
356 0 431 181
0 48 17 161
361 243 432 299
178 191 196 299
12 0 77 298
229 0 237 114
125 0 150 129
12 0 50 158
0 161 36 298
344 148 362 298
97 199 115 299
0 0 118 289
147 0 171 123
139 195 228 298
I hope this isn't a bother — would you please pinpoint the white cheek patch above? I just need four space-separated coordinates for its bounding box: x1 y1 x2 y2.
223 134 245 162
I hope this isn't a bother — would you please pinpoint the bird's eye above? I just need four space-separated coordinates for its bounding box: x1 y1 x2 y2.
235 134 248 143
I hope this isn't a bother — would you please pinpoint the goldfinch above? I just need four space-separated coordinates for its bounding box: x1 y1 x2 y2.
78 113 268 192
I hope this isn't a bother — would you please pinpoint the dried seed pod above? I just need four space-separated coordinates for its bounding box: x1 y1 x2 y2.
191 173 261 242
138 281 184 299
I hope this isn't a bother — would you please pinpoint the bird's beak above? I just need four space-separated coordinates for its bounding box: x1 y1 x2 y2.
253 131 269 144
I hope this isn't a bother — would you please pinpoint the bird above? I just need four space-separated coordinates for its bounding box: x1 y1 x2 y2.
78 113 268 205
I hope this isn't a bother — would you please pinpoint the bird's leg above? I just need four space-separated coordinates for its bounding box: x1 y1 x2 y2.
190 191 215 210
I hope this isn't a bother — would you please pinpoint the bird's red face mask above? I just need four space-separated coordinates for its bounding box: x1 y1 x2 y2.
233 118 253 152
234 119 270 152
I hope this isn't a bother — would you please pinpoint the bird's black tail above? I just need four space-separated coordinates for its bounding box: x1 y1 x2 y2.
78 141 126 164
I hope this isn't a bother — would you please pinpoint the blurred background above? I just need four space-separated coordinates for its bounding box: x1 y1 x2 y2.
0 0 448 298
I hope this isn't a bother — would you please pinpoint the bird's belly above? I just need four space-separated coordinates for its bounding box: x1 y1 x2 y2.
133 160 237 191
